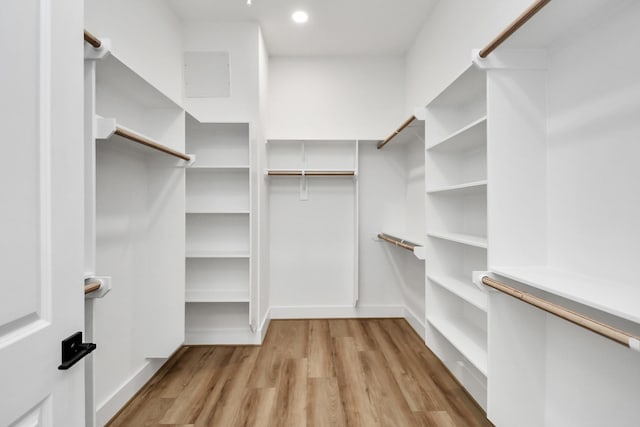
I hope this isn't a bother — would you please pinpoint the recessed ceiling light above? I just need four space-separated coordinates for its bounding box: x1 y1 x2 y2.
292 11 309 24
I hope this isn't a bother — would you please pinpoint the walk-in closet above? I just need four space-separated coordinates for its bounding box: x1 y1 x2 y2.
1 0 639 426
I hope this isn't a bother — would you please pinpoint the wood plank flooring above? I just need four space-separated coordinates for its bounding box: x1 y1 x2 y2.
107 319 491 426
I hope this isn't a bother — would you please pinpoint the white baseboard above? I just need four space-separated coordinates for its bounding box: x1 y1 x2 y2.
403 306 426 340
184 309 272 346
96 358 165 426
185 327 263 345
259 308 272 342
269 304 405 319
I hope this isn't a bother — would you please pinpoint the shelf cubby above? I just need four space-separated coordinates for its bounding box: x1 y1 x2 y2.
186 213 249 255
428 274 487 312
267 140 357 172
186 117 249 167
186 168 249 212
427 280 488 376
426 189 487 245
186 258 250 303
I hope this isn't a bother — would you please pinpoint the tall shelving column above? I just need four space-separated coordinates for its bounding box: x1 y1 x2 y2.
185 115 254 344
424 65 488 409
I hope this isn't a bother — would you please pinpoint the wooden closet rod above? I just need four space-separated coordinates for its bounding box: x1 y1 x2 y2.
482 276 640 351
84 281 101 295
377 233 416 251
377 115 416 150
114 127 191 161
268 170 355 176
478 0 551 58
84 30 102 49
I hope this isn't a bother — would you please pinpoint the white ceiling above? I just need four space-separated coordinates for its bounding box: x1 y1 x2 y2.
166 0 438 56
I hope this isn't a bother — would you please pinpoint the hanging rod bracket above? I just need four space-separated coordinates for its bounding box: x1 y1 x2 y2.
84 38 111 61
472 48 548 70
185 154 197 168
95 116 117 140
299 175 308 200
472 271 491 291
85 276 111 299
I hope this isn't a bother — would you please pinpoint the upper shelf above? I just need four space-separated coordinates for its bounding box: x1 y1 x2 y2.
491 266 640 325
427 231 488 249
95 51 182 110
427 117 487 152
426 180 487 196
428 66 486 109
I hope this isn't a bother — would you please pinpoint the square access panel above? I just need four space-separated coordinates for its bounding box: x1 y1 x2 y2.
184 51 230 98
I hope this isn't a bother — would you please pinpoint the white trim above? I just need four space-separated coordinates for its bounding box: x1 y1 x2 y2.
259 308 272 342
96 359 165 426
403 306 426 340
185 328 263 345
269 304 405 319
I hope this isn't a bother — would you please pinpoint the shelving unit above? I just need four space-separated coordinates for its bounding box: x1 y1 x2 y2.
85 46 188 426
184 115 255 344
424 64 488 409
474 1 640 426
267 140 360 307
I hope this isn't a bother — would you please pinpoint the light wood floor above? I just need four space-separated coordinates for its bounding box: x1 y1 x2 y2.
108 319 492 426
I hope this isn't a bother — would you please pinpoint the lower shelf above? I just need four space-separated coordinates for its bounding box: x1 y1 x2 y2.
427 315 488 376
185 289 249 303
186 250 250 258
427 231 488 249
444 360 487 411
428 274 487 312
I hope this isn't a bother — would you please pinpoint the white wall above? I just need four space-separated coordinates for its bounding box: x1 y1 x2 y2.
267 56 405 140
404 0 531 111
358 142 412 310
183 22 260 123
84 0 184 105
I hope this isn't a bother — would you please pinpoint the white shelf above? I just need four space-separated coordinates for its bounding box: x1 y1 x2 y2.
429 66 486 108
426 180 487 196
266 169 357 176
96 53 181 109
491 266 640 324
185 210 250 215
427 231 487 249
189 165 250 170
428 274 488 312
428 117 487 152
185 289 250 303
427 315 488 376
185 117 250 166
186 168 249 213
186 250 250 259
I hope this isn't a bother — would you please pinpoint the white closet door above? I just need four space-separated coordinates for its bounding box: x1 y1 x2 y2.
0 0 85 425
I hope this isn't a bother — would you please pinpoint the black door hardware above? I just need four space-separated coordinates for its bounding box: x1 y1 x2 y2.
58 331 96 370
